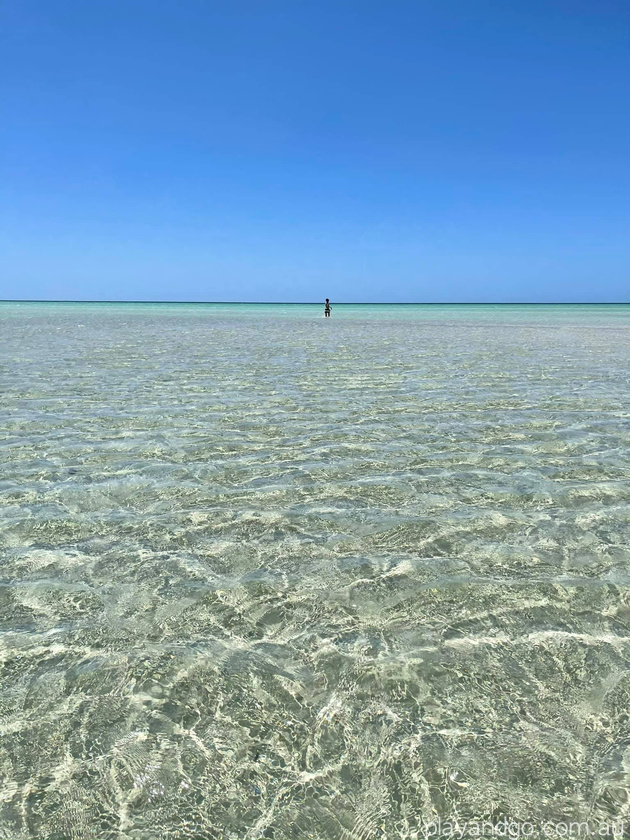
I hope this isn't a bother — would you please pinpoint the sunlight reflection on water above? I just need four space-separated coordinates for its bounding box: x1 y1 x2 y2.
1 304 630 838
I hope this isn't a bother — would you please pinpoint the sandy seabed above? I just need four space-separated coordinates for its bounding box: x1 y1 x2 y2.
1 303 630 839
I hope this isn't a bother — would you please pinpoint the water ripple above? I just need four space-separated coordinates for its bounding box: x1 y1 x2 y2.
1 305 630 837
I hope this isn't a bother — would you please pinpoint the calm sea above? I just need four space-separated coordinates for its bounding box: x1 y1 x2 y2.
2 302 630 838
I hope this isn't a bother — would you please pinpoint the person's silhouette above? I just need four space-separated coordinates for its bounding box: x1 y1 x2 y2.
324 298 331 317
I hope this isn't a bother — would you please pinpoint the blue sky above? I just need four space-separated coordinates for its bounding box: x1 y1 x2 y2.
2 0 629 302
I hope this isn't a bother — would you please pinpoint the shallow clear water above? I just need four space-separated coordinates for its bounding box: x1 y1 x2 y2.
1 303 630 839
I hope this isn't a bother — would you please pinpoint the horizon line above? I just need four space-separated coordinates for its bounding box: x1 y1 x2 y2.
2 300 629 306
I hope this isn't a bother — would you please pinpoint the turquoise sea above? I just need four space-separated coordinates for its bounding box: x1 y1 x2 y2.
2 302 630 839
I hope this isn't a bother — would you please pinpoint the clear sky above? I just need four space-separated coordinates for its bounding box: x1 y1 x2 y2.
1 0 629 302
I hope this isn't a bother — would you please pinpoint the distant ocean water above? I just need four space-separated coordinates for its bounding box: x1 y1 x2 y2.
2 302 630 839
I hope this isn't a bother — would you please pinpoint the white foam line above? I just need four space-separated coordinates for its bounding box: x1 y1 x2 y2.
443 630 630 648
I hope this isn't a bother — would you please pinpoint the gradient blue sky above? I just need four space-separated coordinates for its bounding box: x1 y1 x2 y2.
2 0 629 302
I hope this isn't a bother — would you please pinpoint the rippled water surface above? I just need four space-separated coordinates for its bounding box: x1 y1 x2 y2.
2 303 630 839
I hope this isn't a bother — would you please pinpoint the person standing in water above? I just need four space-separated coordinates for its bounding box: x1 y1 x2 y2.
324 298 331 317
